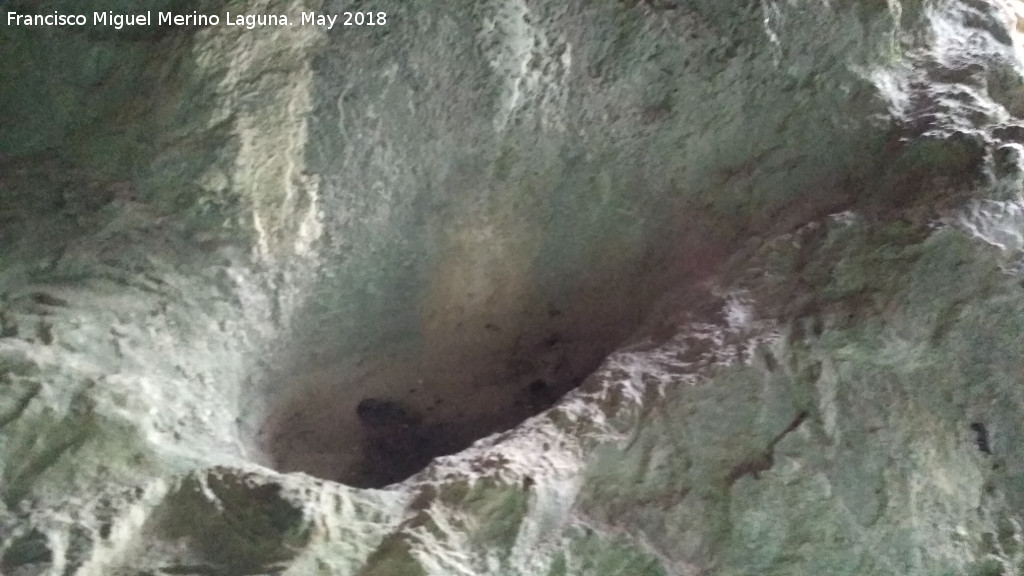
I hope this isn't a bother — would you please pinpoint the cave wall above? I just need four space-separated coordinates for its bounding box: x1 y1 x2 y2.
1 0 1024 574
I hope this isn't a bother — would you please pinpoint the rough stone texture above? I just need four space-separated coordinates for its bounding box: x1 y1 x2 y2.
3 0 1024 574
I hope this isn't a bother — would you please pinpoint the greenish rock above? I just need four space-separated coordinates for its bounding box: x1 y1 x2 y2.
151 469 310 574
2 0 1024 574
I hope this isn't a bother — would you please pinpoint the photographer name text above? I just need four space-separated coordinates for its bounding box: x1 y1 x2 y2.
6 10 387 30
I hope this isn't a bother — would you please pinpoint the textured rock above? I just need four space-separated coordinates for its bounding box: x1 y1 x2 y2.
2 0 1024 574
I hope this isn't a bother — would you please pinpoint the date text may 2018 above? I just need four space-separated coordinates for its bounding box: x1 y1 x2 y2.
301 11 386 29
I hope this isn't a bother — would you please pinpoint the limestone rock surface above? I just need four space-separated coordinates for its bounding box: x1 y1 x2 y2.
3 0 1024 574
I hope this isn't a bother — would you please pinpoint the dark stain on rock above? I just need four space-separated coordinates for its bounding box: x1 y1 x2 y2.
356 398 416 429
0 528 52 573
970 422 992 455
28 292 68 308
36 320 53 345
727 411 808 484
811 315 825 337
0 310 17 338
526 379 558 412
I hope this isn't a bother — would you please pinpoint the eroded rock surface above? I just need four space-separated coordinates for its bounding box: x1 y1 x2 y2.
2 0 1024 574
